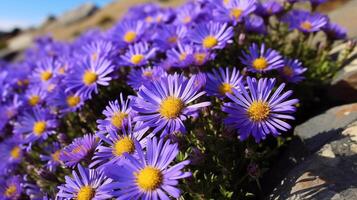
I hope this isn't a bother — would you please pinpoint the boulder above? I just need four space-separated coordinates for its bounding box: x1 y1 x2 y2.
6 33 33 52
56 3 98 27
294 103 357 152
270 121 357 200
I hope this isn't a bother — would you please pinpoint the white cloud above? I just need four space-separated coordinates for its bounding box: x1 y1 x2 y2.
0 19 36 31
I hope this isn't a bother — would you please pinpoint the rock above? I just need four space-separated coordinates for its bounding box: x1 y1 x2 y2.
294 103 357 152
270 121 357 200
56 3 98 27
6 33 33 52
328 0 357 38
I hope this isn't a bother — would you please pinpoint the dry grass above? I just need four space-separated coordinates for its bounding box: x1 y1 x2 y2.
30 0 185 41
317 0 351 13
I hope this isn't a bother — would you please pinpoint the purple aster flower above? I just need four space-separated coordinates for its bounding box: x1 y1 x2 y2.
108 20 146 47
0 136 23 175
48 87 86 114
77 40 117 62
57 164 112 200
14 107 57 146
60 134 98 168
206 67 244 98
323 22 347 40
121 42 157 66
104 137 191 199
132 73 211 137
279 58 307 83
153 25 188 50
255 0 283 17
128 66 166 90
91 121 150 169
166 42 194 68
222 77 298 142
283 10 328 33
310 0 327 7
192 45 216 66
240 43 284 73
0 95 22 131
97 93 135 134
174 2 203 25
65 57 115 98
40 142 62 172
0 176 22 199
189 21 234 50
25 87 48 107
213 0 257 25
245 14 267 34
31 58 60 86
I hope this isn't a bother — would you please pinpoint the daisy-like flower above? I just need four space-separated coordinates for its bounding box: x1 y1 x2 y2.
189 21 234 50
57 165 112 200
0 95 22 131
104 137 191 199
40 142 62 172
323 22 347 40
222 77 298 142
0 176 22 199
128 66 166 90
283 10 328 33
255 0 283 17
245 14 267 34
31 58 59 85
174 2 202 25
14 107 57 146
91 121 149 169
132 73 211 137
206 67 244 98
97 93 135 134
0 136 23 175
192 45 215 66
214 0 257 24
65 57 115 98
60 134 98 168
121 42 157 67
108 20 146 47
154 25 188 50
240 43 284 73
49 87 86 114
78 40 116 62
279 58 307 83
166 42 194 68
25 87 47 107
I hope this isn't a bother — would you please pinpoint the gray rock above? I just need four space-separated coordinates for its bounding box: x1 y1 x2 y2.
7 33 33 52
270 121 357 200
56 3 97 26
295 103 357 152
328 0 357 38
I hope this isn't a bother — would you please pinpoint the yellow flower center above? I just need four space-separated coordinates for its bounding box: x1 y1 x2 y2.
179 53 187 61
168 36 178 44
47 84 56 92
282 66 294 77
66 95 81 107
183 16 191 24
113 136 135 156
130 54 145 65
194 53 206 65
40 71 53 81
29 95 40 106
136 167 163 191
10 146 21 159
146 16 153 23
143 71 153 77
72 146 83 153
51 150 61 162
123 31 137 43
77 186 95 200
33 121 47 136
111 112 127 128
202 36 218 49
219 83 233 95
58 67 66 74
252 57 268 71
300 21 312 31
247 101 270 122
223 0 230 4
82 71 98 85
4 184 17 197
230 8 243 20
159 96 184 119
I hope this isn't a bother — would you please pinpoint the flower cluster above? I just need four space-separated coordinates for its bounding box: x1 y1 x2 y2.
0 0 350 199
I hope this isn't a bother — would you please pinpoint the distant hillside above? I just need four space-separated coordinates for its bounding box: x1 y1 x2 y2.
30 0 185 41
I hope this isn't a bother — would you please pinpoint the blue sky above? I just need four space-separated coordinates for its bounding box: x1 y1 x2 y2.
0 0 113 31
